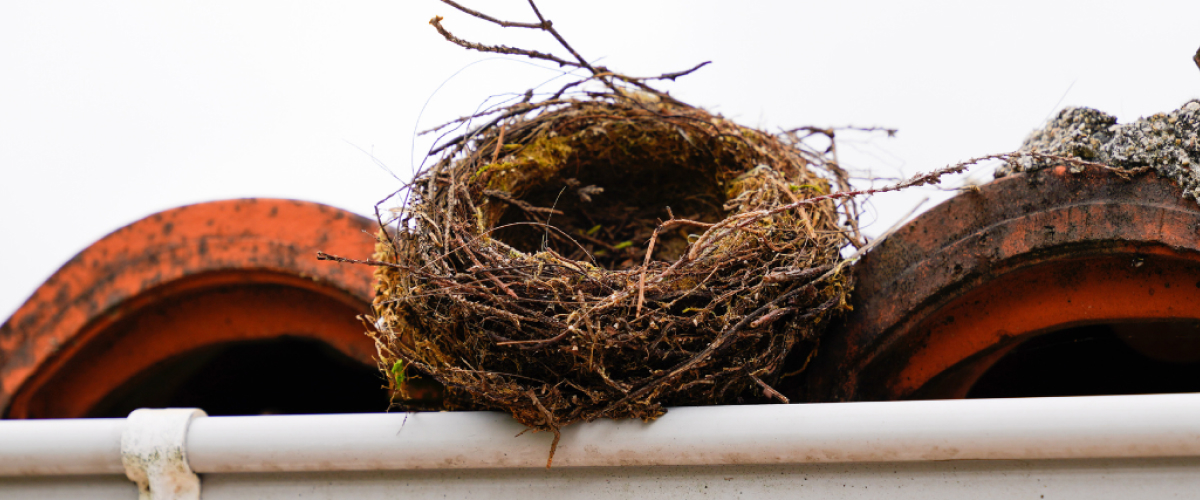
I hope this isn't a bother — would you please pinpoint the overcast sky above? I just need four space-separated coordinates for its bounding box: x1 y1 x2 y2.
2 1 1198 321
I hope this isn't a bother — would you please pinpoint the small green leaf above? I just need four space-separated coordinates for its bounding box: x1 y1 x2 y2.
391 360 406 386
613 241 633 250
586 224 603 236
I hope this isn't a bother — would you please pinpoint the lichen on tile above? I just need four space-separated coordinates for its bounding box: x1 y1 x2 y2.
997 100 1200 198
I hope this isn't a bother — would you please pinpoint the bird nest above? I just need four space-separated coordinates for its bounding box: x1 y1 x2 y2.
365 91 858 434
311 6 1027 462
334 1 886 465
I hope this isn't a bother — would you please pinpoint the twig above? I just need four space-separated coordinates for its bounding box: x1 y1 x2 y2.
316 251 405 268
633 61 712 82
528 390 562 468
787 125 898 138
431 0 709 105
429 15 579 69
438 0 545 29
522 0 600 77
763 264 833 284
749 374 789 404
490 122 507 164
484 189 564 215
749 307 795 329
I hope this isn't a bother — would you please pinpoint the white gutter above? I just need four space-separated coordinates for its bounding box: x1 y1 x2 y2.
0 417 126 475
3 393 1200 475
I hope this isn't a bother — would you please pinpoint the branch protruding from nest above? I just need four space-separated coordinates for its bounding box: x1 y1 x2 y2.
430 0 710 102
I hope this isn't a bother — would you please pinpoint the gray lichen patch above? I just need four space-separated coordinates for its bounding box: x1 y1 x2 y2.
997 100 1200 198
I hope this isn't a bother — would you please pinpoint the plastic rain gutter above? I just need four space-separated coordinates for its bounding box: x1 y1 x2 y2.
3 393 1200 499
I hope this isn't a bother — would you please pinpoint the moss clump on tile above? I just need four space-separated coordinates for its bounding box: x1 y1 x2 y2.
997 100 1200 197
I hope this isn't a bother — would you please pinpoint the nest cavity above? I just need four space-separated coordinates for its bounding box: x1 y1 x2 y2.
367 94 855 437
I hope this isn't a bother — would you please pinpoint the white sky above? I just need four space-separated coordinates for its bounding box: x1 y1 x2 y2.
2 1 1198 321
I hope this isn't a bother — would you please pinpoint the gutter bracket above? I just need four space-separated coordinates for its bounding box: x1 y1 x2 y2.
121 408 207 500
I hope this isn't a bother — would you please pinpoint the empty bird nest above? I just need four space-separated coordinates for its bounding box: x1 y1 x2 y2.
368 91 858 425
307 4 1090 466
334 0 902 464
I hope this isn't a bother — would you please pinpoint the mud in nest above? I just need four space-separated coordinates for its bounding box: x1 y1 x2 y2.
365 92 857 443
